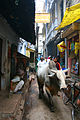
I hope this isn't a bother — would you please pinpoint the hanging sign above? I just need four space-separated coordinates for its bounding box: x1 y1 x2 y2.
57 41 66 52
26 50 30 58
35 13 50 23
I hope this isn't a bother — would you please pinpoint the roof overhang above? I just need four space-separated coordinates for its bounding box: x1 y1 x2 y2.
17 52 30 59
62 23 80 38
0 0 35 45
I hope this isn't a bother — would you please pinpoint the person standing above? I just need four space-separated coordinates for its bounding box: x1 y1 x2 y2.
53 56 61 70
49 56 57 69
37 57 45 69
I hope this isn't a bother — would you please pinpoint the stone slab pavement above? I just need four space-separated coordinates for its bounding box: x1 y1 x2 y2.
0 80 30 120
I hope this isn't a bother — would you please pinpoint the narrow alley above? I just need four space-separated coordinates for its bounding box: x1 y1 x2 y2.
0 0 80 120
22 75 72 120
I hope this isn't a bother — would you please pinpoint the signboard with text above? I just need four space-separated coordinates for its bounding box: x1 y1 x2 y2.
35 13 50 23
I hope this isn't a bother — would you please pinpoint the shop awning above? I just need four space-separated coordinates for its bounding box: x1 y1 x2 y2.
17 52 30 59
55 3 80 30
0 0 35 44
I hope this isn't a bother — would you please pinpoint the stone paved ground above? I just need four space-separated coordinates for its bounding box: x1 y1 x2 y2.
0 80 30 120
22 76 76 120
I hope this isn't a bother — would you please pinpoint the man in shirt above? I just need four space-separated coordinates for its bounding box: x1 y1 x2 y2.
37 57 45 68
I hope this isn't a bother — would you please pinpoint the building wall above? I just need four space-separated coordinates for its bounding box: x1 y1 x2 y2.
57 0 63 25
66 0 80 7
0 17 18 90
45 0 80 58
37 23 45 57
45 0 63 57
38 34 44 54
18 39 27 56
71 0 80 6
0 17 18 45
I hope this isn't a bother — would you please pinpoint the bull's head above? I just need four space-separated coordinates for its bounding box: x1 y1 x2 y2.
48 69 69 89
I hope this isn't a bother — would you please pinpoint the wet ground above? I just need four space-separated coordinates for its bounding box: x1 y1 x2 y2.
22 75 79 120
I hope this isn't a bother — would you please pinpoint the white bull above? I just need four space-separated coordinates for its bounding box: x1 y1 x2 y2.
37 62 69 111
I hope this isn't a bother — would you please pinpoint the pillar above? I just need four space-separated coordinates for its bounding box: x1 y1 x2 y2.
79 31 80 75
65 38 67 68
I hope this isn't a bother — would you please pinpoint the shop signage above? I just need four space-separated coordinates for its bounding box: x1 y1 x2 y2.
26 50 30 58
57 41 66 52
35 13 50 23
27 42 35 52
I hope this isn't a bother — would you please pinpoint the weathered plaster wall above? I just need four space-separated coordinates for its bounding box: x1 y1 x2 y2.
0 17 18 90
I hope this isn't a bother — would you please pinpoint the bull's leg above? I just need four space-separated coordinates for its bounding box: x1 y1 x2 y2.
45 87 54 112
39 84 44 99
37 77 44 99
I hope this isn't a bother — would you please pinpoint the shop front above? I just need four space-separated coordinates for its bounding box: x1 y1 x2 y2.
26 43 35 72
68 36 79 75
62 22 80 75
57 41 66 69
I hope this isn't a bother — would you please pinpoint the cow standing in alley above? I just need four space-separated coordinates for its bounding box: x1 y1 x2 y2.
37 60 68 111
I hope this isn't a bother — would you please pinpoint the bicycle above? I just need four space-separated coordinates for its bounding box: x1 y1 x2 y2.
62 77 80 120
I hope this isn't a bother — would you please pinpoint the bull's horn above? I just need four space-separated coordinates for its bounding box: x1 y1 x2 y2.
66 75 71 78
47 75 53 77
63 68 70 73
51 69 57 73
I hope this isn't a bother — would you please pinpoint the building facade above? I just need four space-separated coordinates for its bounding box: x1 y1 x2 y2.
44 0 64 57
0 17 18 90
62 0 80 75
35 0 46 58
0 0 35 91
44 0 80 72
